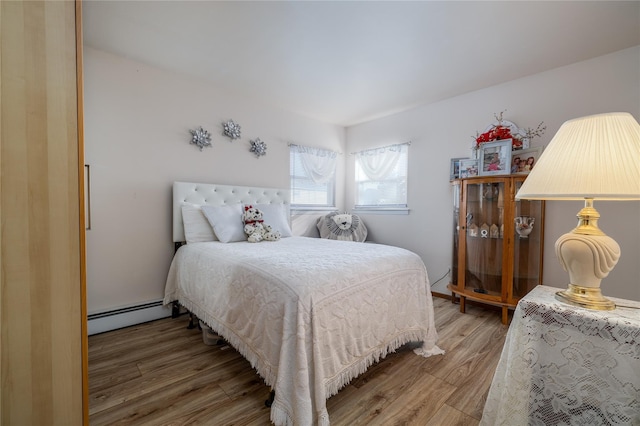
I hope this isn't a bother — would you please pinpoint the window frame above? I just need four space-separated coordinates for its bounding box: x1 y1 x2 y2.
289 144 337 212
353 143 410 214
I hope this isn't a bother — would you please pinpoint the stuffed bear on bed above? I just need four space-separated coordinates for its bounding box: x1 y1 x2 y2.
317 211 368 242
242 205 281 243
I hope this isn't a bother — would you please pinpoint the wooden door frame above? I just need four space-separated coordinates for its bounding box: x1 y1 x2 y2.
75 0 89 423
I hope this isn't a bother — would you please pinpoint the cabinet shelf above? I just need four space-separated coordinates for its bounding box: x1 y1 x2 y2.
450 175 544 324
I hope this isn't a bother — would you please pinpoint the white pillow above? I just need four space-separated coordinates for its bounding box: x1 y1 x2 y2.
181 203 217 243
250 203 293 238
201 204 246 243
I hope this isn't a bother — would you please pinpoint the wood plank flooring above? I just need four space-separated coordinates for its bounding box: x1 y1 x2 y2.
89 297 509 425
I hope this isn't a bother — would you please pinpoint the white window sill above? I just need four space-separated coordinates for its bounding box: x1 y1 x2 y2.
352 207 410 215
291 206 337 214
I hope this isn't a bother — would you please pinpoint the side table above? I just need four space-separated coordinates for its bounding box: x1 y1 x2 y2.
480 285 640 425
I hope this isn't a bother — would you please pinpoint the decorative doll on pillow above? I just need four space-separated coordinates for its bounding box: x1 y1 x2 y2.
317 212 368 242
242 205 281 243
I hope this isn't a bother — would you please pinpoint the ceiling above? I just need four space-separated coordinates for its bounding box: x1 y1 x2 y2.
83 1 640 126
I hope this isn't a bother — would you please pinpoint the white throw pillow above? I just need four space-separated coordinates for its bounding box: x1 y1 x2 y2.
201 204 246 243
181 203 217 243
250 203 293 238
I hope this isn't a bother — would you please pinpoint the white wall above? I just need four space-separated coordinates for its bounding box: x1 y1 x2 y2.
85 46 639 317
346 46 640 301
84 47 346 314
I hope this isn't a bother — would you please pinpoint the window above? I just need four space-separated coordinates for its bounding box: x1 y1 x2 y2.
354 143 409 211
290 144 337 209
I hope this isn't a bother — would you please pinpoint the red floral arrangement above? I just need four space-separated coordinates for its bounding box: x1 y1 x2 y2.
475 125 523 149
473 111 545 151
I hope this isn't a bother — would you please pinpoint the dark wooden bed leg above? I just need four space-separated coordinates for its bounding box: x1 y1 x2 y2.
171 302 201 330
265 390 275 407
171 301 180 318
187 312 198 329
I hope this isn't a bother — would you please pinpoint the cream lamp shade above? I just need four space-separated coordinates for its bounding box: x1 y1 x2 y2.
516 112 640 309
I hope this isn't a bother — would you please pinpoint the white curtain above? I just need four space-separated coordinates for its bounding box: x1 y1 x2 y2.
356 143 408 180
290 144 337 183
354 143 409 207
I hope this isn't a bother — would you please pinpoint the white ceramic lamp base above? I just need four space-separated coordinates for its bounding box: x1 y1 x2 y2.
554 232 620 310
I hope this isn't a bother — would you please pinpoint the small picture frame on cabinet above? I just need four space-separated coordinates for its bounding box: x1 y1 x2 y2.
479 140 512 176
450 157 467 181
459 159 479 178
510 147 543 174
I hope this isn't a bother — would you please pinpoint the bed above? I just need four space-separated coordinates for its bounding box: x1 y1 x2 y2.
164 182 443 426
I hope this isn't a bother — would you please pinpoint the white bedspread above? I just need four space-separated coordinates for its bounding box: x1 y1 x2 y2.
164 237 443 426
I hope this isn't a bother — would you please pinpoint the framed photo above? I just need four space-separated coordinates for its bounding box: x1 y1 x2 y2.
510 147 543 174
450 157 467 181
459 159 479 178
479 139 512 176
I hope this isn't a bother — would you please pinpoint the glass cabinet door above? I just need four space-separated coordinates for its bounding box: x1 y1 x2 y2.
451 182 461 288
463 180 506 298
450 175 545 324
511 179 544 301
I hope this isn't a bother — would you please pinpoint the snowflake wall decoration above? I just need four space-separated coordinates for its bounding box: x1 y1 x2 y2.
222 119 242 141
189 126 212 151
249 138 267 158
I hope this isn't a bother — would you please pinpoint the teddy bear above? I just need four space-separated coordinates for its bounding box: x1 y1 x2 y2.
317 211 368 242
262 223 281 242
242 205 281 243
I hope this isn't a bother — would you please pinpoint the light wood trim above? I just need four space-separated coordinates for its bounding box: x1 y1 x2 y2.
1 1 84 424
431 291 452 300
0 1 3 419
75 0 89 424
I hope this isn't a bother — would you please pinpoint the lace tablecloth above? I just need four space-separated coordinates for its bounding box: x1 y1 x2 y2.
481 285 640 426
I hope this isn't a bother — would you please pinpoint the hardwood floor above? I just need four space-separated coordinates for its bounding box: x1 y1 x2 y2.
89 297 509 425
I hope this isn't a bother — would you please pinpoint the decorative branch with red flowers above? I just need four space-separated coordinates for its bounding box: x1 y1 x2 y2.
472 111 545 151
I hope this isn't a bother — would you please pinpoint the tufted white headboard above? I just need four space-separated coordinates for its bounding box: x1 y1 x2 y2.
173 181 291 243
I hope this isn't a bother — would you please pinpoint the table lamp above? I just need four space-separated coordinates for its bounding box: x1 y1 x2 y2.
516 112 640 310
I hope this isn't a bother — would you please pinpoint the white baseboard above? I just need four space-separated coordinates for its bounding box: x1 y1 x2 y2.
88 300 172 335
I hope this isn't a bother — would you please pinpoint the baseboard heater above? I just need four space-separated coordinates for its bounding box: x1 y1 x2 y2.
87 300 172 336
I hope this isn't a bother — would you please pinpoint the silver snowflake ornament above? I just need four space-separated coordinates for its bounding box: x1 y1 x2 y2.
223 119 242 141
189 126 212 151
249 138 267 157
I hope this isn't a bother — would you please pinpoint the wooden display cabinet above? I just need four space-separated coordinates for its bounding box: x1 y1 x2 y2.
449 175 544 324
